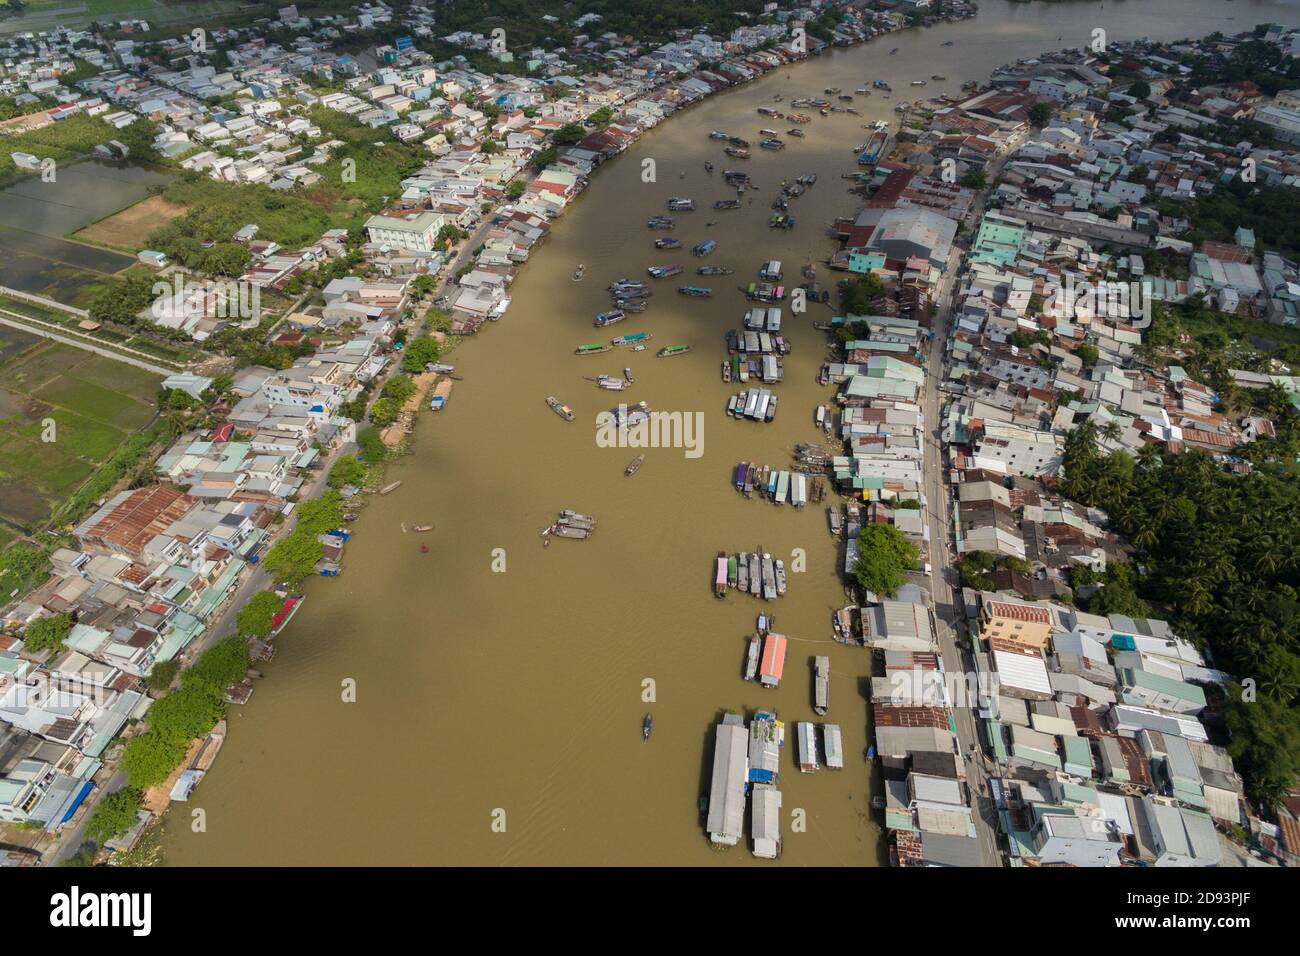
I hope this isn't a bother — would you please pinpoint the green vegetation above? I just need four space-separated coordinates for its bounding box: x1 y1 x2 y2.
401 336 442 373
121 636 248 790
1060 416 1300 807
356 425 387 465
0 112 162 186
853 524 920 596
0 340 164 532
22 611 71 653
296 490 344 536
552 123 585 145
326 454 367 489
144 658 180 694
85 787 142 846
262 529 324 585
235 590 283 639
957 550 996 591
0 542 49 599
369 396 403 427
838 271 885 318
1156 181 1300 260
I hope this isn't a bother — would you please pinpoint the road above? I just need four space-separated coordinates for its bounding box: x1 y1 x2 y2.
0 313 178 376
920 133 1027 866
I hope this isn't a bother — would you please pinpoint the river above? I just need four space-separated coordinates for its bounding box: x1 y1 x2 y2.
160 0 1298 866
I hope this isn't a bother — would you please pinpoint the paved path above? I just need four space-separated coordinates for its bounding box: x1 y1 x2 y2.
0 312 177 376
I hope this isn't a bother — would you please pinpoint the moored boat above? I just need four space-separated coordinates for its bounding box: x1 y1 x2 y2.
743 635 761 681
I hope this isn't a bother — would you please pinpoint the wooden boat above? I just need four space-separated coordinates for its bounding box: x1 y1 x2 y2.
546 396 575 421
379 481 402 495
625 454 644 476
678 286 712 298
714 551 727 599
412 524 434 533
595 310 626 327
744 635 760 681
571 264 585 281
698 265 733 276
575 342 613 355
657 344 691 357
643 713 653 741
813 656 830 715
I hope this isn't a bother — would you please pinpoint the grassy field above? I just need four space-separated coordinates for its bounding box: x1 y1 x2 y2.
0 334 160 531
74 195 189 252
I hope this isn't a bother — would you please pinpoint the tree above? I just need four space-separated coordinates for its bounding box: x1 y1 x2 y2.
121 731 190 790
357 425 387 465
411 274 436 299
369 396 403 427
531 146 557 170
960 169 987 190
1226 685 1300 809
327 455 367 488
506 179 526 200
24 612 72 653
85 787 142 845
853 524 920 596
382 374 417 403
186 635 250 690
588 106 614 125
147 683 223 740
1029 102 1054 127
402 335 442 373
1128 79 1152 100
958 550 996 590
553 123 585 145
145 659 180 693
839 272 885 316
436 224 462 249
263 529 323 584
236 590 283 638
296 490 344 536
